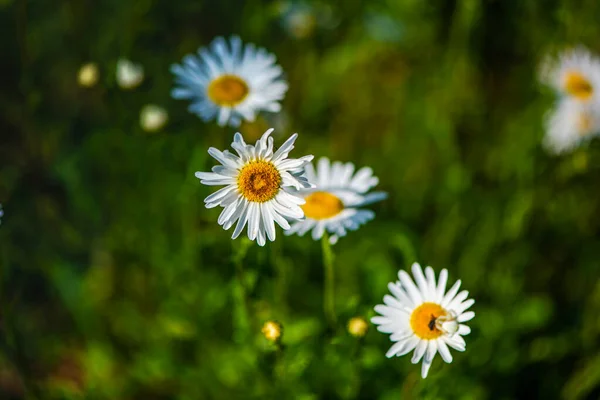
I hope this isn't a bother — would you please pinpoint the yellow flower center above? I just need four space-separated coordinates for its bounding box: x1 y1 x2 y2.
564 71 593 100
207 74 250 106
301 191 344 220
410 302 447 340
237 160 281 203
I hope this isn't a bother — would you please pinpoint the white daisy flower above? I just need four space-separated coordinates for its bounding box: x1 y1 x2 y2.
544 98 600 154
284 157 387 244
371 263 475 379
195 128 313 246
540 46 600 102
116 59 144 89
171 36 288 127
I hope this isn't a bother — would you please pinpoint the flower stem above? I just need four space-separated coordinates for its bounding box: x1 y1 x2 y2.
321 233 336 327
232 238 253 342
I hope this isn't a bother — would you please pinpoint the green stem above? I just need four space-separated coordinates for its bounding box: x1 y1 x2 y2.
321 233 336 327
232 238 253 343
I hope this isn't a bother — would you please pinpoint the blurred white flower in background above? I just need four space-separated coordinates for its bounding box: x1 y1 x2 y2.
540 46 600 103
116 59 144 89
77 62 99 87
140 105 168 132
371 263 475 379
171 36 288 127
544 98 600 154
285 157 387 244
540 47 600 154
276 1 338 39
280 4 316 39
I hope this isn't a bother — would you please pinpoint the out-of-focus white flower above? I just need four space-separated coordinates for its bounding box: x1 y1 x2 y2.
283 7 316 39
140 105 168 132
285 157 387 244
544 98 600 154
540 46 600 103
116 59 144 89
78 63 99 87
371 263 475 379
171 36 288 127
277 1 338 39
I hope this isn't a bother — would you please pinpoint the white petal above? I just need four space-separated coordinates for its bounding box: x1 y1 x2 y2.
390 330 414 342
458 324 471 335
204 186 236 204
269 205 291 230
455 299 475 315
218 196 242 225
386 336 418 358
444 336 466 352
317 157 331 187
370 316 391 326
398 270 423 306
260 203 276 242
275 155 314 171
411 340 427 364
425 340 438 363
435 269 448 303
457 311 475 323
411 263 430 301
441 279 462 308
383 294 405 310
436 339 453 363
421 358 432 379
247 202 260 241
385 341 408 358
424 267 437 299
447 290 469 311
231 201 250 239
311 221 325 240
388 282 415 308
272 133 298 162
207 147 240 169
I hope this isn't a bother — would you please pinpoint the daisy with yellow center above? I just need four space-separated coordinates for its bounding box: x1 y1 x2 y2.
544 98 600 154
284 157 387 244
371 263 475 379
171 36 288 127
540 46 600 102
195 128 313 246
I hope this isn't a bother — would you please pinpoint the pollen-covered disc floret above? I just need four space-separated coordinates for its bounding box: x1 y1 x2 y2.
371 263 475 379
195 129 313 246
171 36 288 127
284 157 387 244
540 46 600 102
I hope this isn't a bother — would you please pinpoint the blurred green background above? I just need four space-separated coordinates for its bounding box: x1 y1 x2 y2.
3 0 600 399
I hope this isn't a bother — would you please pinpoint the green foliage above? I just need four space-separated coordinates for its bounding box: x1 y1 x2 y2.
2 0 600 399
